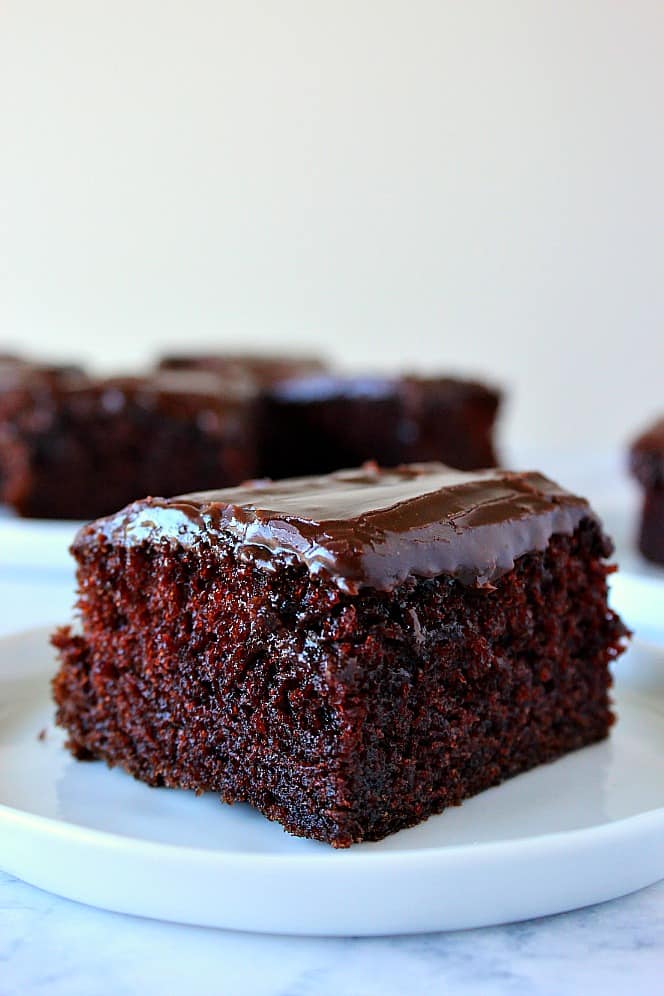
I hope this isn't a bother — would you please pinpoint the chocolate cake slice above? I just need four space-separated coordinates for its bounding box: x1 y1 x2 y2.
158 360 500 476
630 416 664 565
261 374 500 477
0 367 257 520
52 463 627 846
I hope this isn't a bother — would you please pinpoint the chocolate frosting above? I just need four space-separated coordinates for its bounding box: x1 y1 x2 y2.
77 463 599 593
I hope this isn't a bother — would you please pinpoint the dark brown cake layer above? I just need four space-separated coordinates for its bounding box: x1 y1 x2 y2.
261 374 500 477
82 463 594 592
0 368 257 519
53 509 627 847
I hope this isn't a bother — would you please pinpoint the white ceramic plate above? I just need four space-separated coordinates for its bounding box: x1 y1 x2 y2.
1 603 663 936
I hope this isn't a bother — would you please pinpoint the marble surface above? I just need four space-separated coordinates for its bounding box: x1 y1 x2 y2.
1 476 663 996
2 869 663 996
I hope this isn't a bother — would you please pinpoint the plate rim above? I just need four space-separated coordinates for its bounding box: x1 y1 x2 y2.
2 792 664 868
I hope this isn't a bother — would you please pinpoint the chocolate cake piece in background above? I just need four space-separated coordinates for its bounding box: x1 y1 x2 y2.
0 367 257 520
52 462 627 847
0 351 502 519
158 351 327 387
630 416 664 565
0 358 85 508
261 374 500 478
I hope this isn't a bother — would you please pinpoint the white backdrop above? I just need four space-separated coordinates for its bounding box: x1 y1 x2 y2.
1 1 662 451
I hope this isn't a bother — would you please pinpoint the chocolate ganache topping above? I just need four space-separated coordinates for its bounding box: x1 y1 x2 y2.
77 463 601 593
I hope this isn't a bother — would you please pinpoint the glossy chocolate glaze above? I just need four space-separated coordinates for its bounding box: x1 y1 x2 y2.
77 462 601 593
